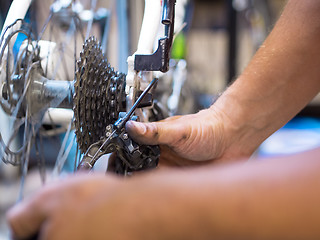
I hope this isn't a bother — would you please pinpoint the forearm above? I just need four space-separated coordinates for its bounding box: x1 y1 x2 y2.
126 0 320 163
135 148 320 239
213 0 320 156
7 149 320 240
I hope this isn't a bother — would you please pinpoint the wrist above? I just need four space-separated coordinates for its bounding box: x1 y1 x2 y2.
210 87 267 159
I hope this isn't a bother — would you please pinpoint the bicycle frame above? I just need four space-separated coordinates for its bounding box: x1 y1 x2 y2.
126 0 162 120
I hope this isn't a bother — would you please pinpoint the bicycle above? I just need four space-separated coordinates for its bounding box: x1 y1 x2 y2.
0 0 190 202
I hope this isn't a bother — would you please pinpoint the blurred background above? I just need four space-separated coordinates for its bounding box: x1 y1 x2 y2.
1 0 320 239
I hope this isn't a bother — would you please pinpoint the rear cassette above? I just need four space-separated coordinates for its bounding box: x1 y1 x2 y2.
73 37 126 153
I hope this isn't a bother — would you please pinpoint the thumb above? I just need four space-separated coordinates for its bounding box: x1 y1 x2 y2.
126 120 185 146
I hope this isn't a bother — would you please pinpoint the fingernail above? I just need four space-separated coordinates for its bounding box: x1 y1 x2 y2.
126 121 146 135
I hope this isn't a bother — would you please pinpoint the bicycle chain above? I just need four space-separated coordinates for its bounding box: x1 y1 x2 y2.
73 37 126 153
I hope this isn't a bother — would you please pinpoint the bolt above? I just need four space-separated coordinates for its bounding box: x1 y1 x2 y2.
123 133 128 140
106 125 112 131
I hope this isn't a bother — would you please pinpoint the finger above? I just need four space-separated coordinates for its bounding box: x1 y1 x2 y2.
158 145 189 167
159 145 215 167
7 194 47 240
125 120 187 146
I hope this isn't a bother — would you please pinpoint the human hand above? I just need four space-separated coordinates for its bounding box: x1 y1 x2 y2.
7 174 124 240
6 172 201 240
126 106 249 167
